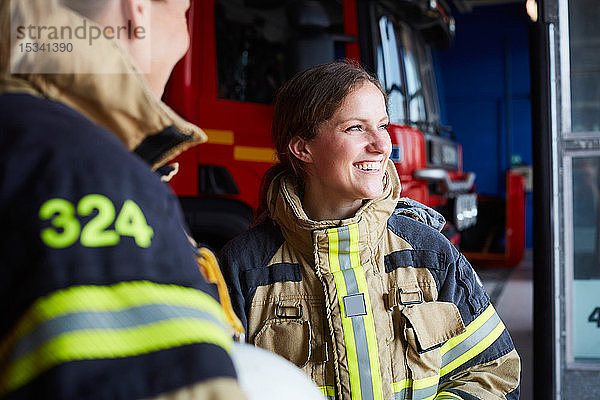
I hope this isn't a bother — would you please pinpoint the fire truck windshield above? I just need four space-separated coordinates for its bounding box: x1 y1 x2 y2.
374 8 442 134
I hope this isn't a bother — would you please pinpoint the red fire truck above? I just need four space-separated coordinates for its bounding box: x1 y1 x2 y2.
164 0 525 266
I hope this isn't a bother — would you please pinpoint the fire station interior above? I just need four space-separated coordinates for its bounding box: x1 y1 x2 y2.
432 1 600 398
211 0 539 396
405 2 536 398
436 3 534 396
166 0 599 397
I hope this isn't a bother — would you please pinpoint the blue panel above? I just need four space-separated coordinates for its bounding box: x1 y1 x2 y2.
434 3 533 248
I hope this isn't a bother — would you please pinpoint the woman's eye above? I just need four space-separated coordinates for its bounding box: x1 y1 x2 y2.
379 124 389 131
346 125 363 132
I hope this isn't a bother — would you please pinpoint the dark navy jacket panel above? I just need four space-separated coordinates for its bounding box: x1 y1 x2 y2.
219 219 287 331
387 214 491 322
1 94 219 329
8 344 233 400
507 385 521 400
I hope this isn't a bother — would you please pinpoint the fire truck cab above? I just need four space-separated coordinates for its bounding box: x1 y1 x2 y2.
165 0 480 252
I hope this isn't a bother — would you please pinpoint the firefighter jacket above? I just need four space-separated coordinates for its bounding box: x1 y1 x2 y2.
0 1 245 399
220 160 521 400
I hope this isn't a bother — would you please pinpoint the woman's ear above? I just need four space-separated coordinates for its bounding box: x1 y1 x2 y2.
288 136 313 163
121 0 150 34
117 0 152 73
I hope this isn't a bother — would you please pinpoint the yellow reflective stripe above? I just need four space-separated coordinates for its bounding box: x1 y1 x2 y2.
3 318 230 395
339 285 361 397
391 379 410 400
439 303 505 377
440 319 505 377
348 225 383 400
391 375 439 400
441 304 495 356
412 375 440 400
0 281 227 360
5 281 226 337
319 385 336 397
327 224 383 400
0 281 231 396
0 281 227 362
434 391 463 400
329 228 361 398
348 223 361 268
413 374 439 390
391 379 411 392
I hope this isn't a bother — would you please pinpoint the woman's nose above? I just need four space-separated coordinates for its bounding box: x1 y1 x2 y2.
367 129 391 154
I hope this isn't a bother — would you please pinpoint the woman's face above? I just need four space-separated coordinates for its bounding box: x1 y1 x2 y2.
302 81 392 207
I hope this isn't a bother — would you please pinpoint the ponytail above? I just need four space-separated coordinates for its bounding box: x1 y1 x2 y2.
255 163 288 224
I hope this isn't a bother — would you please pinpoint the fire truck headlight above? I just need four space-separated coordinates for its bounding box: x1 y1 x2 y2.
453 193 478 231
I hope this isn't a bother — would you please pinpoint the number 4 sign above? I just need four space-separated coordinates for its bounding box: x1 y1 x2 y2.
573 280 600 361
590 307 600 327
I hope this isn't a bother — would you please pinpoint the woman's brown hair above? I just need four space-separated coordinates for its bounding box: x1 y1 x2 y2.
256 60 387 220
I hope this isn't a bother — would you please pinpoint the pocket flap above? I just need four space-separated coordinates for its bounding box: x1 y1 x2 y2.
254 319 311 367
402 301 465 351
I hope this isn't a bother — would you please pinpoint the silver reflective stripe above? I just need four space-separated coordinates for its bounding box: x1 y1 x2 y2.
413 383 438 400
11 304 222 361
441 310 501 369
392 388 408 399
337 226 375 400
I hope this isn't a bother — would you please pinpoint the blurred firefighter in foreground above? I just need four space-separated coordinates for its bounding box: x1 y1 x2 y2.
220 61 521 399
0 0 253 398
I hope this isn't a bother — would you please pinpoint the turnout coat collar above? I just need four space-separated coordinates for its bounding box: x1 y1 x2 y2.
0 0 205 169
267 159 402 260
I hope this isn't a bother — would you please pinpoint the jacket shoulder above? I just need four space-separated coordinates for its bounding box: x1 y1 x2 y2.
220 218 285 271
0 93 125 152
387 211 456 258
393 197 446 231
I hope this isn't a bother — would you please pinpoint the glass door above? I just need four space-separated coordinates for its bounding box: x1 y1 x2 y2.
538 0 600 397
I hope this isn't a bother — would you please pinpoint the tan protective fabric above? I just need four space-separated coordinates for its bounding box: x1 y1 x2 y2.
0 0 205 169
438 349 521 399
148 378 247 400
402 302 465 382
402 301 465 351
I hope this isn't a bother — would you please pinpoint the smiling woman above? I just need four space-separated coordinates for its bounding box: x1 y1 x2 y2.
289 80 391 221
220 61 521 400
258 61 389 220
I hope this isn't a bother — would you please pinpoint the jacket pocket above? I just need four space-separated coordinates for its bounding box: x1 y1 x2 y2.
389 300 465 399
402 301 465 352
249 297 333 389
254 317 312 368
